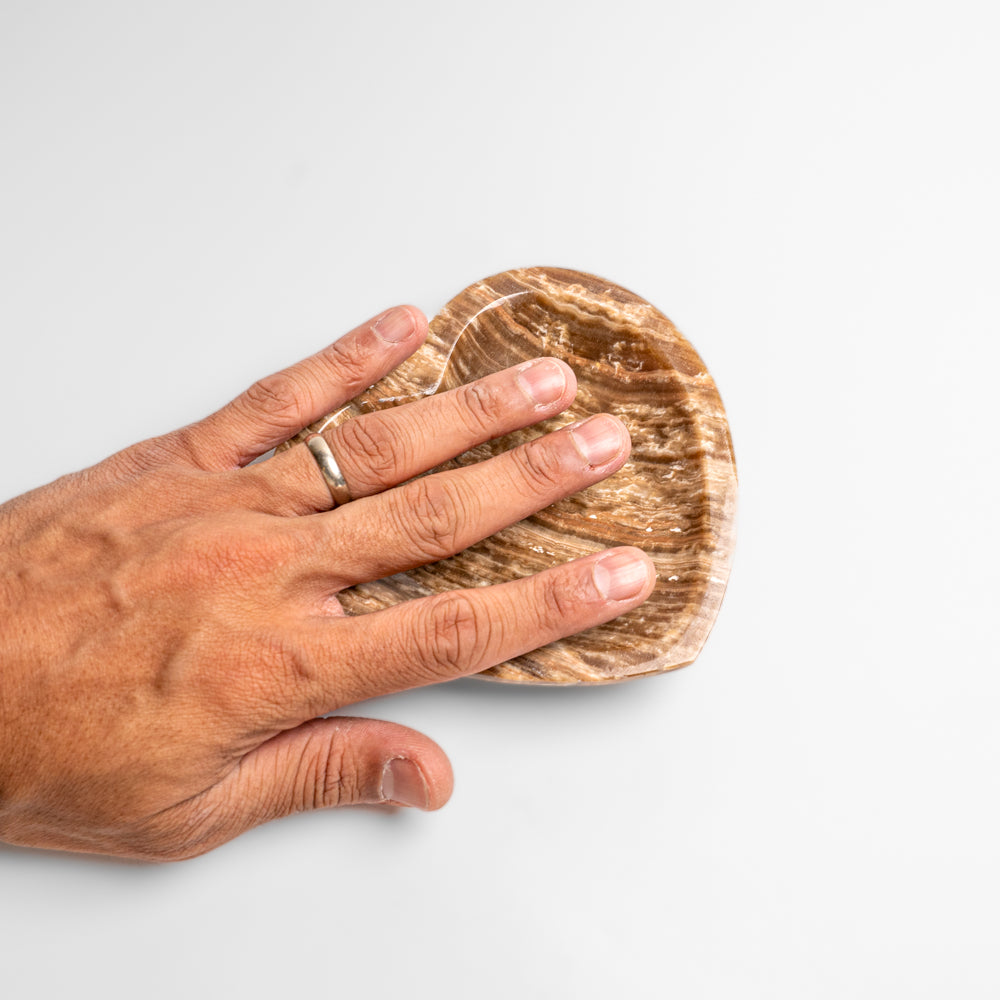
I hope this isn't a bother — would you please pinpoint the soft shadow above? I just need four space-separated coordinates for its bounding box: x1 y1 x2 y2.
339 669 673 716
452 673 659 702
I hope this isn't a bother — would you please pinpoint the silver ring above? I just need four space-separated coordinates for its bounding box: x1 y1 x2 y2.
304 434 352 507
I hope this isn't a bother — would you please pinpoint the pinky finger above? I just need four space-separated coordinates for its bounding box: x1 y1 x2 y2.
297 547 658 713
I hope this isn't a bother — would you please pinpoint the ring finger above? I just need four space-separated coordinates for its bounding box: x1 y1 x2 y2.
251 356 578 515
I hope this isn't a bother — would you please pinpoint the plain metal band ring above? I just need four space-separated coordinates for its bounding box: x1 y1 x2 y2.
304 433 352 507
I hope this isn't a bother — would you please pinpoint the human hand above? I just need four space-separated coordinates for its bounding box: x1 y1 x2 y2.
0 306 656 860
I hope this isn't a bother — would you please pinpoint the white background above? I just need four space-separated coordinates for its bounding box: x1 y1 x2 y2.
1 1 998 997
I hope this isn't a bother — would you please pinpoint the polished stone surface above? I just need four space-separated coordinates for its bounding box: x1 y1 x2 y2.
290 267 737 684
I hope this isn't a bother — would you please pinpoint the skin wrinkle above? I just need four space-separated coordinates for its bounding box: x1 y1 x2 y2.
456 376 512 433
398 476 466 565
335 414 407 493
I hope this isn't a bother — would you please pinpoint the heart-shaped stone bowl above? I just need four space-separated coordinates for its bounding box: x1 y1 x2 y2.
281 267 737 684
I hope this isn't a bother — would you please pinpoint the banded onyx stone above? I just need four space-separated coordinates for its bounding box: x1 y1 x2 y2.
285 267 737 684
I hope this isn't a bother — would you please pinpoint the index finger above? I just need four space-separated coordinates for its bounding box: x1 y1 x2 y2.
166 305 427 470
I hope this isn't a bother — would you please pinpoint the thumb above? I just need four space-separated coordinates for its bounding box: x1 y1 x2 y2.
177 717 453 855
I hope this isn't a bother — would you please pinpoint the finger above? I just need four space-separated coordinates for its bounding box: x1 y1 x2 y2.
307 413 631 588
166 306 427 470
294 546 656 714
252 356 578 515
169 718 452 857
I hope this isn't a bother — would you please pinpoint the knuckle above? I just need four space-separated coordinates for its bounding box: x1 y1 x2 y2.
109 439 163 475
242 371 307 427
510 437 567 496
250 631 317 701
534 569 584 627
174 527 240 581
224 632 321 722
325 338 375 396
335 418 405 489
169 517 277 588
319 739 353 807
419 592 492 678
396 476 466 562
456 378 508 433
293 729 349 810
163 427 214 470
280 635 318 688
111 433 201 475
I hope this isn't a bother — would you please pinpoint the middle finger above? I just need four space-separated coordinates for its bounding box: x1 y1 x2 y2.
302 412 631 590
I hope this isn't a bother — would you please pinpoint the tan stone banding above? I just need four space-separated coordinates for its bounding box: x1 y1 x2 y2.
279 267 737 684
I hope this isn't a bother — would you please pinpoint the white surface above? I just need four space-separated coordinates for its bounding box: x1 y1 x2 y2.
1 2 998 997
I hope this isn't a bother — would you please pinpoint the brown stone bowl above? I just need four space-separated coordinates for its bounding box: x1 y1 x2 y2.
281 267 737 684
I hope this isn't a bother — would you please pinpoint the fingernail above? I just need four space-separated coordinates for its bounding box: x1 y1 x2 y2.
569 415 625 466
381 757 430 809
592 549 652 601
516 359 567 406
373 307 415 344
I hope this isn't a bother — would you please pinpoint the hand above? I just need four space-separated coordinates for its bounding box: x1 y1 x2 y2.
0 306 656 861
